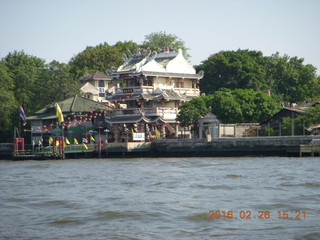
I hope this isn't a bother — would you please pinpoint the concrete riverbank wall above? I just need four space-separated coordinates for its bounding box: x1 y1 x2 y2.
3 136 320 160
105 136 320 158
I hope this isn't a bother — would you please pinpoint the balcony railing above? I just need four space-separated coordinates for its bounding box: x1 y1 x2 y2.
115 86 200 97
173 88 200 96
115 86 154 95
114 107 179 120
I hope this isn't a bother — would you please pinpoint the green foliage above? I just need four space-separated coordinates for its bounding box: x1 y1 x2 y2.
207 89 279 123
197 50 320 103
177 89 279 126
208 89 243 123
197 50 267 94
4 51 46 111
69 43 123 78
0 60 17 140
176 96 209 127
114 40 140 55
281 116 306 136
141 31 190 59
266 53 320 102
36 60 79 107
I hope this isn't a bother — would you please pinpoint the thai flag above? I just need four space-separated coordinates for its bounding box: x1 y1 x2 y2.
20 105 27 126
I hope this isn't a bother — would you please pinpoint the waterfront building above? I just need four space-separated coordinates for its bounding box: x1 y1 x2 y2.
106 48 203 142
27 95 112 145
259 107 305 136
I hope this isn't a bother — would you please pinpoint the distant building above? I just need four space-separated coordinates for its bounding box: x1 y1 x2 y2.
259 107 305 136
106 48 203 142
79 71 115 102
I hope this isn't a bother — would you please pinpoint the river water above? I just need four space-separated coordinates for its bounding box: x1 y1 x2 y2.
0 157 319 240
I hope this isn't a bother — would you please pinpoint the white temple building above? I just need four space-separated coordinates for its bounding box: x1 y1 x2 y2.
106 48 203 142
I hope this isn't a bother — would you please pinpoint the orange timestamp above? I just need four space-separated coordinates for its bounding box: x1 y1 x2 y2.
208 210 306 220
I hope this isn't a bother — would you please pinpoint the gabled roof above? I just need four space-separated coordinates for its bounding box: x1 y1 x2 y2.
107 89 185 102
28 95 112 120
80 82 98 95
105 114 166 124
116 49 199 76
259 107 305 125
80 71 111 82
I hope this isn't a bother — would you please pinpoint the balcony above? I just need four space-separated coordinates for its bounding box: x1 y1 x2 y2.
114 107 179 120
115 86 154 95
115 86 200 97
173 87 200 96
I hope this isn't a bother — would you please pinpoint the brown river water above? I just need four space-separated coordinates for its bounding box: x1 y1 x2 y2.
0 157 319 240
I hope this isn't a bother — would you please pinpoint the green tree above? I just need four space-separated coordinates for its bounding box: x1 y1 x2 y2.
176 96 209 127
197 50 267 94
4 51 46 112
207 89 278 123
266 53 320 102
69 43 123 79
208 89 243 123
114 40 140 55
0 60 17 141
36 60 79 107
141 31 190 58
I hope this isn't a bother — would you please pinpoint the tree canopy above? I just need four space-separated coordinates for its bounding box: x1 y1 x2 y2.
176 96 209 127
69 43 124 79
197 50 267 94
141 31 190 59
177 89 279 126
197 50 320 103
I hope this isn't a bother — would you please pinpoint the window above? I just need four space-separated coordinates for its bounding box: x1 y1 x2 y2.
98 80 105 97
175 80 184 88
98 80 105 87
99 87 105 97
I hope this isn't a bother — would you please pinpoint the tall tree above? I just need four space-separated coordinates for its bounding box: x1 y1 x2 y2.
197 50 267 95
114 40 140 56
0 60 17 141
177 89 279 125
4 51 46 112
69 43 123 79
36 60 79 107
266 53 320 102
141 31 190 58
197 49 320 103
176 96 209 127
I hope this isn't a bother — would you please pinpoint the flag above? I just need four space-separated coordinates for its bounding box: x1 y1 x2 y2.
56 141 59 146
65 138 71 145
49 137 53 143
55 103 64 124
19 106 27 126
74 138 79 145
155 129 161 139
83 143 88 150
90 135 95 141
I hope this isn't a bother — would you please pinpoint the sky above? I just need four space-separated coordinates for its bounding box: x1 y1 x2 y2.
1 0 319 73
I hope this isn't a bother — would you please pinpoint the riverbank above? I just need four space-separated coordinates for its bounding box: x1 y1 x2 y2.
2 136 320 160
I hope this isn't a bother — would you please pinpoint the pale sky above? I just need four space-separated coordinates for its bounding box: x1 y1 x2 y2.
1 0 319 74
